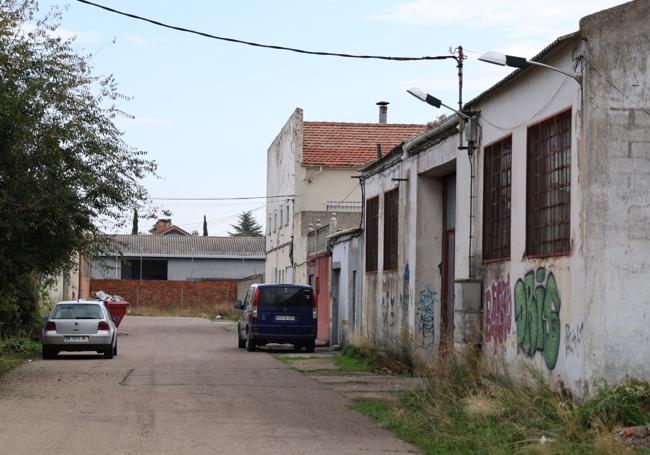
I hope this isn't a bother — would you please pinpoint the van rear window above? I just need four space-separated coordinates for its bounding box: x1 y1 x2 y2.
258 288 312 308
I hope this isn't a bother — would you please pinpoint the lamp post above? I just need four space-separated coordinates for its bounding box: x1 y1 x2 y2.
406 88 471 120
478 51 582 84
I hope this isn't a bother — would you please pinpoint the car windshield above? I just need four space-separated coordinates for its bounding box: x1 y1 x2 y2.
51 304 104 320
258 287 312 308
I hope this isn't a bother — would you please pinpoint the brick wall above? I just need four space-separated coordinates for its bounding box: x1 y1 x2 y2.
89 279 237 312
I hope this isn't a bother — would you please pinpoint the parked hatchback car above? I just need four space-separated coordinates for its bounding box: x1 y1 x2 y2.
42 300 118 359
235 284 317 352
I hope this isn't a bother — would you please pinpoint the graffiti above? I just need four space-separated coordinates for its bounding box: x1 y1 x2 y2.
483 274 512 352
565 322 584 357
513 268 562 370
418 286 436 347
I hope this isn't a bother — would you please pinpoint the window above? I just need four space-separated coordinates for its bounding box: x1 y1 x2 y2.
121 259 168 280
483 136 512 261
280 206 283 229
526 109 571 256
383 188 399 270
268 215 272 234
285 203 290 226
365 197 379 272
273 209 277 232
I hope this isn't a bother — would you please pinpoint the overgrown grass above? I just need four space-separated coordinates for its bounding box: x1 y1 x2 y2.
349 341 650 454
341 335 417 375
0 337 40 377
127 304 240 321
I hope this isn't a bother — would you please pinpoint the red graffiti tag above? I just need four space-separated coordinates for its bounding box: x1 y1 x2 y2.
483 275 512 351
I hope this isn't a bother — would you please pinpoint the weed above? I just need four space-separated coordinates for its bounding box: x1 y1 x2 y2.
0 337 40 376
349 340 649 455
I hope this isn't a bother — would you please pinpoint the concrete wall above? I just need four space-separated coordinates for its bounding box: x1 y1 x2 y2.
265 108 301 284
330 232 363 345
90 256 264 281
167 258 264 280
580 0 650 388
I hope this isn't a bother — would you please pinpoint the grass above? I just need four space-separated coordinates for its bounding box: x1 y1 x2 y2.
346 339 650 455
127 304 240 321
274 349 372 373
0 337 40 377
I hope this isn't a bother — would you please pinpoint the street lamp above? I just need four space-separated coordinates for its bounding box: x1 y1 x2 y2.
478 51 582 84
406 88 471 120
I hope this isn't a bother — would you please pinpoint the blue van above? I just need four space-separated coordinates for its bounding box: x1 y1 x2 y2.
235 284 317 352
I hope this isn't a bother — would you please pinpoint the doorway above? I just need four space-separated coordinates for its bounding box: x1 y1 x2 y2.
441 175 456 347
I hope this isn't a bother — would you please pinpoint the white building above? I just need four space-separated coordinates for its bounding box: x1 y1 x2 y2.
358 1 650 396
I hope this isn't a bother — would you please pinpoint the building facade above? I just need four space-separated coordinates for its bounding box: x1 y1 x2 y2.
355 1 650 396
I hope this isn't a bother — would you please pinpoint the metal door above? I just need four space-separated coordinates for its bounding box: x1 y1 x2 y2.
442 176 456 348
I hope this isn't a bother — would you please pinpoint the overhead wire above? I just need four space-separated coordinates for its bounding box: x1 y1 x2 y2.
76 0 454 62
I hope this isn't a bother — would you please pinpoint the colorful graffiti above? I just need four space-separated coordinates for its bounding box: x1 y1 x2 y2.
418 286 436 348
565 322 584 357
483 274 512 352
513 268 562 370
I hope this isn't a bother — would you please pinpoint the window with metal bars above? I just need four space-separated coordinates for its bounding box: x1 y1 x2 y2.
383 188 399 270
365 197 379 272
482 136 512 261
526 109 571 256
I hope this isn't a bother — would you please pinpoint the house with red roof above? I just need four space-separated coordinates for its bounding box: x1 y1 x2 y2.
265 106 425 343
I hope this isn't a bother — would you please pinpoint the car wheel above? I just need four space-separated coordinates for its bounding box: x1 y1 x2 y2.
41 346 55 360
293 343 303 352
104 342 114 359
238 325 246 349
245 329 255 352
113 342 118 356
305 340 316 353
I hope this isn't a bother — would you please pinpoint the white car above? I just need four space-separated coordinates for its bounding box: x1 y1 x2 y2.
42 300 118 359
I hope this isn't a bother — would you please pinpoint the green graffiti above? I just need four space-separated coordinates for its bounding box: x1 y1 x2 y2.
513 268 561 370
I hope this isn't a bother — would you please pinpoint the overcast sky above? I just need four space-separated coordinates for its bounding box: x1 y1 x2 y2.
38 0 625 235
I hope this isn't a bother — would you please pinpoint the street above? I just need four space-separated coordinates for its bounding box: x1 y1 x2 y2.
0 316 419 455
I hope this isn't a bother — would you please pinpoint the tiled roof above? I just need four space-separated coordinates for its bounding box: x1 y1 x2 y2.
101 235 266 259
302 122 427 167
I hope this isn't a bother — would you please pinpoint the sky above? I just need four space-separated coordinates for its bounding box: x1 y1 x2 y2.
36 0 626 235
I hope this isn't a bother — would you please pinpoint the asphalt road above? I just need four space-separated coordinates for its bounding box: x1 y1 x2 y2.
0 316 419 454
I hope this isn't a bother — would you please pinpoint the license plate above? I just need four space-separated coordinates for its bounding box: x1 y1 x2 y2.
64 336 89 342
275 315 295 321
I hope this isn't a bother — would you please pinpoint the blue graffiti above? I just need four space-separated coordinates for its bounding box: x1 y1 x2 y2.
418 286 436 347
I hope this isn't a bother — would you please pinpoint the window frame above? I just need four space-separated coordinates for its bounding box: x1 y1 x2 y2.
482 135 512 262
365 196 379 272
525 108 572 258
383 187 399 271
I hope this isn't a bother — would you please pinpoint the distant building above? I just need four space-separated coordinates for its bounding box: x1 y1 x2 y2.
89 234 265 310
265 106 425 343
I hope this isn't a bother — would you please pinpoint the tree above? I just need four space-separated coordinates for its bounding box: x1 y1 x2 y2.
132 208 139 234
202 215 208 236
229 211 263 237
0 1 156 335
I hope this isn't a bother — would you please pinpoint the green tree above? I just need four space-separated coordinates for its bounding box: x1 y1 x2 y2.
202 215 208 236
229 211 263 237
132 208 139 235
0 1 156 335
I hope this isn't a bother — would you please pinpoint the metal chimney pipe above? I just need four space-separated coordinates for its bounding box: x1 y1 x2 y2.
376 101 389 123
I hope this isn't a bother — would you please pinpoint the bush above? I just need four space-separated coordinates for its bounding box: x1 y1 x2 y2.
0 272 43 339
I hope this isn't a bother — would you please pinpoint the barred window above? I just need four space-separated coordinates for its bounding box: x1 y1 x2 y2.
383 188 399 270
365 197 379 272
526 109 571 256
483 136 512 261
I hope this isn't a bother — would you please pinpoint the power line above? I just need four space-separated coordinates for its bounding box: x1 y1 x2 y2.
150 194 295 201
76 0 454 62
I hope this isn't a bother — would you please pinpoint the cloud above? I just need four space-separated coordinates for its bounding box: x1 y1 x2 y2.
369 0 625 40
126 35 162 48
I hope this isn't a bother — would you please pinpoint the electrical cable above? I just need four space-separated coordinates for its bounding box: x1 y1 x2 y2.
479 78 570 131
588 62 650 117
76 0 454 62
150 194 295 201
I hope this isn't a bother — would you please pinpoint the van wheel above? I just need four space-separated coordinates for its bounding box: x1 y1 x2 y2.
238 325 246 348
305 340 316 353
246 329 255 352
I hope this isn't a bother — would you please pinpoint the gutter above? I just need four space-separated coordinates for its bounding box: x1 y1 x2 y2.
402 115 460 155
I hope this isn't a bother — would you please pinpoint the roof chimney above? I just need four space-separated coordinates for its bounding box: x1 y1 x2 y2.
376 101 389 124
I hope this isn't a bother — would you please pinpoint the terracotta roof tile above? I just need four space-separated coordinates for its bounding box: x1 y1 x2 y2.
302 122 427 166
